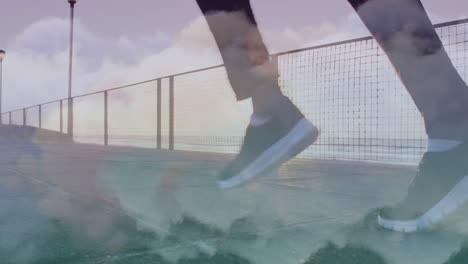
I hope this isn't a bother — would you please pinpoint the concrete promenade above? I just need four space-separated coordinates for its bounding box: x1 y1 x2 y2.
1 140 468 263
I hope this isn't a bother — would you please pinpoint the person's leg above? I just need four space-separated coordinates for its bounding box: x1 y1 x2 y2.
349 0 468 140
196 0 282 117
348 0 468 232
196 0 318 188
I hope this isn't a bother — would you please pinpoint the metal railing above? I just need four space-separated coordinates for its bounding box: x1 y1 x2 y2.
2 18 468 164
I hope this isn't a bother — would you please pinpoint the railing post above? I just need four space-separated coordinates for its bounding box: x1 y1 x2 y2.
169 76 174 150
23 108 26 126
271 54 279 84
38 104 42 129
157 79 162 149
68 97 73 137
60 100 63 133
8 111 11 125
104 91 108 146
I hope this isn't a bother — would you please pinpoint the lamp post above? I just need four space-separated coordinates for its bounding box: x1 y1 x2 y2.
0 50 5 125
67 0 76 137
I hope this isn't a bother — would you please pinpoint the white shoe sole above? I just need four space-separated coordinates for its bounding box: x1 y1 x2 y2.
378 174 468 233
217 118 318 189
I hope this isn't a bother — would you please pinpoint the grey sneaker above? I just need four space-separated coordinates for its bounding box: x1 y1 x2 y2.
217 104 318 189
378 141 468 232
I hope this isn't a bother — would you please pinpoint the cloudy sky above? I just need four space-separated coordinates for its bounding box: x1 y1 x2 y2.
2 0 468 46
0 0 467 136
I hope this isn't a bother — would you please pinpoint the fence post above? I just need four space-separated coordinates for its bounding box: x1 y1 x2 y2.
60 100 63 133
271 54 280 85
68 97 73 137
104 91 108 146
157 78 162 149
23 108 26 126
38 104 42 129
169 76 174 150
8 112 11 125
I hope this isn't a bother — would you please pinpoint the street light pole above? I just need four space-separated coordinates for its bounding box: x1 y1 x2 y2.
0 50 5 125
67 0 76 137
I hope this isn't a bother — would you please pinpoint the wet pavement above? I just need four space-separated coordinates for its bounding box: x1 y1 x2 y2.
1 140 468 264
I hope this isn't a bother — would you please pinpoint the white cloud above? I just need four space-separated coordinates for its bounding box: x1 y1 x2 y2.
3 17 173 110
2 13 366 138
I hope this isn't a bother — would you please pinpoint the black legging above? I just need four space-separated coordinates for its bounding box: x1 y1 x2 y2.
196 0 394 20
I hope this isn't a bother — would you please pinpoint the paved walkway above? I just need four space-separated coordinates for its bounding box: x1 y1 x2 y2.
1 140 468 263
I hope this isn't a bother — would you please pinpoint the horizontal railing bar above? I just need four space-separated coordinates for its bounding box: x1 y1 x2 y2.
433 17 468 28
71 64 226 100
272 18 468 56
40 99 63 106
273 36 374 56
3 100 61 114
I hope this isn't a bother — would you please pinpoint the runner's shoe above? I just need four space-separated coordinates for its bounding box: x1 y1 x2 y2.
378 140 468 232
217 101 318 189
